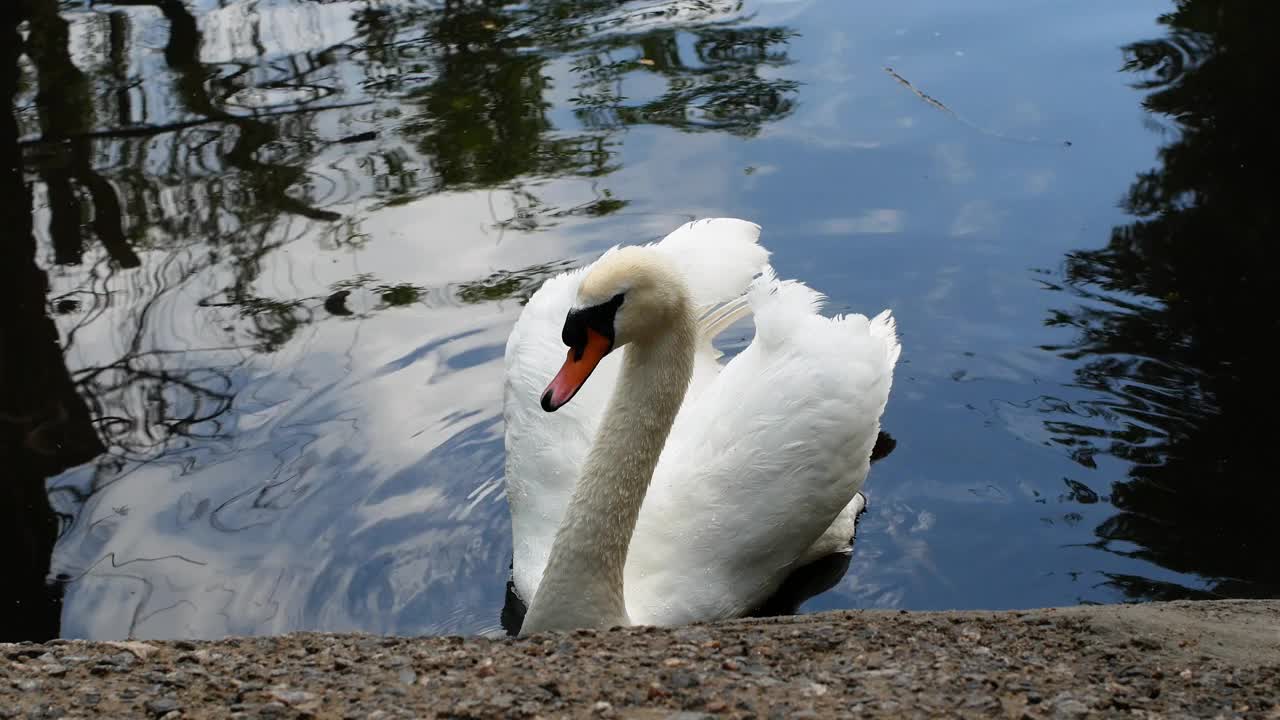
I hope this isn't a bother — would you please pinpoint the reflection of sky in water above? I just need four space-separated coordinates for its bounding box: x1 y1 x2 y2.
24 0 1222 640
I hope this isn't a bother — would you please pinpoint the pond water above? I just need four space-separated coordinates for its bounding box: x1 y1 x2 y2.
3 0 1276 642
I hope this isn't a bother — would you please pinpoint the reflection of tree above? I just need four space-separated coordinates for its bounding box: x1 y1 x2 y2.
18 0 338 478
1042 1 1280 599
24 0 138 269
455 261 576 305
571 25 797 135
262 261 578 329
357 0 797 221
1 1 105 642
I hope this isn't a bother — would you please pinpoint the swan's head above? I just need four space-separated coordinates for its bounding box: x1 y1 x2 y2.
541 246 688 412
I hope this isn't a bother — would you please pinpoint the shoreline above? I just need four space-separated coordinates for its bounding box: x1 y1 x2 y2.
3 599 1277 718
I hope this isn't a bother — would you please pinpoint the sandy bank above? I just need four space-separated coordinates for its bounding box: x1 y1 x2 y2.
2 600 1277 718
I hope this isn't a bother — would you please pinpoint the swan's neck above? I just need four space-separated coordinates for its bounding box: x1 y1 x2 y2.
520 309 696 634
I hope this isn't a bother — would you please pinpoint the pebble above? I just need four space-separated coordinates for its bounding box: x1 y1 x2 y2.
668 669 699 688
104 641 159 661
144 697 180 716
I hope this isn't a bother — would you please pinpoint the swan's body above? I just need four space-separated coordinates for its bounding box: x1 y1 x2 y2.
503 219 900 634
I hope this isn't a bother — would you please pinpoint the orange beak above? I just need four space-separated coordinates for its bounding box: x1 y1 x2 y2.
541 327 611 412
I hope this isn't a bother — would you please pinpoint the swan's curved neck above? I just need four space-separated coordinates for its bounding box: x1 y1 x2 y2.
520 307 696 635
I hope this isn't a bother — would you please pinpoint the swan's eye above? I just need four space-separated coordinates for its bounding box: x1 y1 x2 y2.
562 293 625 359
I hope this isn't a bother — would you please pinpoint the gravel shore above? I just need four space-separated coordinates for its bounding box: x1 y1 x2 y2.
3 600 1277 719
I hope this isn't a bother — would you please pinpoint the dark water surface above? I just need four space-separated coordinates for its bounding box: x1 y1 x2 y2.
3 0 1276 641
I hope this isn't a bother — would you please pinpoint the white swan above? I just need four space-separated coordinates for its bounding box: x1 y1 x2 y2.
503 218 900 634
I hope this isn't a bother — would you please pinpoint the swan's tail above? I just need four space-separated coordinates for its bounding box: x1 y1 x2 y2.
865 308 903 370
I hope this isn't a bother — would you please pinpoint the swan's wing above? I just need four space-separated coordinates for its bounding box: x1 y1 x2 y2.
647 218 769 308
626 268 901 624
504 218 769 601
653 218 767 404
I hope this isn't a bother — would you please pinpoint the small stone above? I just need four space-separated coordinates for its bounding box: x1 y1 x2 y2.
257 702 287 717
378 685 406 698
21 706 62 720
264 681 320 712
268 688 317 706
804 682 828 697
669 670 699 688
963 695 999 711
145 697 180 716
1051 696 1090 719
16 679 40 691
593 700 614 716
398 669 416 685
1130 637 1160 651
754 675 781 688
5 647 43 661
103 641 159 660
1179 668 1193 679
